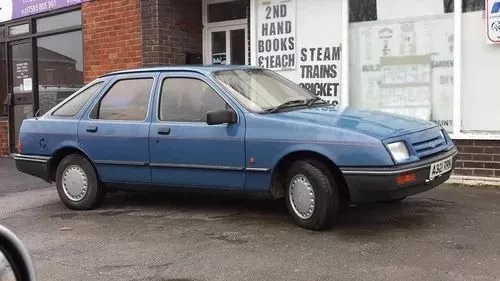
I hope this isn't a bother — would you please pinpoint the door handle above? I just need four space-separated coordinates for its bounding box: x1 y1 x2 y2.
157 127 171 135
86 125 98 133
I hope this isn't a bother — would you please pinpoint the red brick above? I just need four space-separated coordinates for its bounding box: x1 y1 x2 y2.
457 153 473 161
463 161 485 168
484 162 500 169
82 0 142 82
484 147 500 154
462 146 485 154
473 169 495 177
453 168 473 176
472 154 493 161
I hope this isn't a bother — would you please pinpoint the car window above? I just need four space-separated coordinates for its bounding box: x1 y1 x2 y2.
159 78 228 122
52 82 103 117
97 78 153 121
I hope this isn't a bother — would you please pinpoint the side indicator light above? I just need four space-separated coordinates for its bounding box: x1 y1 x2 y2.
397 172 416 185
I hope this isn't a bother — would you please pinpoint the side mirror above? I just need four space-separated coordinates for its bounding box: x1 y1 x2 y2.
206 109 237 125
0 225 36 281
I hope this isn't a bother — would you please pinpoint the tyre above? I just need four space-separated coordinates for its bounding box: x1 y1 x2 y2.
285 160 339 230
55 154 104 210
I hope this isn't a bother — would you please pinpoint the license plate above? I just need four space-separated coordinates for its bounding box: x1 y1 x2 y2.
429 157 453 180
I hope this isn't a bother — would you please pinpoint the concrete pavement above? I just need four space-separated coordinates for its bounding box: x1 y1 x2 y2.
0 183 499 281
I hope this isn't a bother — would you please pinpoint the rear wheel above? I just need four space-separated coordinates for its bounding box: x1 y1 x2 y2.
285 160 339 230
55 154 104 210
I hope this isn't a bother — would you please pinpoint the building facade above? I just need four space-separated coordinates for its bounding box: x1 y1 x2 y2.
0 0 499 180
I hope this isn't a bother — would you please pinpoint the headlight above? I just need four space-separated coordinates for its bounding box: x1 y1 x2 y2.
387 142 410 163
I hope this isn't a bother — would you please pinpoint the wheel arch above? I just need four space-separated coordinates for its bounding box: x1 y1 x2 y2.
270 150 350 205
49 146 98 182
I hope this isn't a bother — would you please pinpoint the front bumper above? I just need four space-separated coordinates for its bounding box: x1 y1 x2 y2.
14 154 52 183
341 148 458 204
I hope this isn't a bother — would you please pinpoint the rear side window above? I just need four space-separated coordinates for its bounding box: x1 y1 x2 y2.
159 78 228 122
52 82 103 117
97 78 153 121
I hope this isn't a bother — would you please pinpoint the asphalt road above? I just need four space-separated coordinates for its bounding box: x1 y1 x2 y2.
0 157 51 195
0 182 499 281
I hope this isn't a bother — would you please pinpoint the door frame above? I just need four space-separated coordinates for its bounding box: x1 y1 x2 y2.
7 39 35 152
205 24 248 65
202 0 249 65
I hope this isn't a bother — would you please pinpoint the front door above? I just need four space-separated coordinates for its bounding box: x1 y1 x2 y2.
207 25 247 65
8 41 34 152
78 74 157 184
149 72 246 189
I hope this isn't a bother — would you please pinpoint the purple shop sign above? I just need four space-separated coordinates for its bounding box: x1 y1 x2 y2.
1 0 89 23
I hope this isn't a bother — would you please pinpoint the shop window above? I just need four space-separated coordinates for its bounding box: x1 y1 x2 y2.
208 0 248 23
350 0 455 22
159 78 227 122
8 23 29 36
52 82 103 117
462 0 484 12
349 0 455 132
97 79 153 121
349 0 377 22
36 10 82 33
37 31 84 115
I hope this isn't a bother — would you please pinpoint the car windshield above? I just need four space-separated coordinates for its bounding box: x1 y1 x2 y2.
213 69 316 112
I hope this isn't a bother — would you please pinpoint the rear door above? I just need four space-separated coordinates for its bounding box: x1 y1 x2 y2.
78 73 158 184
149 72 246 189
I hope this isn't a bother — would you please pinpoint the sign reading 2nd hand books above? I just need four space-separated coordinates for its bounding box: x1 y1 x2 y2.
0 0 88 23
487 0 500 44
257 0 296 70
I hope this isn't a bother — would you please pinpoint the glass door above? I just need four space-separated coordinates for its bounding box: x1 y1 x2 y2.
207 25 247 65
8 40 34 152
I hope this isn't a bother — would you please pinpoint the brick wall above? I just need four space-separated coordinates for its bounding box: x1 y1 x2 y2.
453 140 500 178
141 0 202 66
0 120 9 156
82 0 143 82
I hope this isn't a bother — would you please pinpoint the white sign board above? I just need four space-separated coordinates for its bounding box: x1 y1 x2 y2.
376 0 444 20
486 0 500 44
256 0 296 70
254 0 343 105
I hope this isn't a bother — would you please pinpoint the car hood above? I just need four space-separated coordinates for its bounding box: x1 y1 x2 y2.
269 106 436 139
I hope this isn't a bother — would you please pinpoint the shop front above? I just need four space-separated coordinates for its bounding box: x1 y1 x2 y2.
0 1 85 155
0 0 498 180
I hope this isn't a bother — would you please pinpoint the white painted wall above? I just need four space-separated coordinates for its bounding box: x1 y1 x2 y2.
461 11 500 131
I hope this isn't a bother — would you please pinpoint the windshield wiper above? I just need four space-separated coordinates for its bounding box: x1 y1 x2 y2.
265 99 307 113
306 96 326 107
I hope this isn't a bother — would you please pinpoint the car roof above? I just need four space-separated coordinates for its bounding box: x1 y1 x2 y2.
99 65 260 78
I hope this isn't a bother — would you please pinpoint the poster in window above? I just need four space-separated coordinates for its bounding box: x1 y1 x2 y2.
256 0 296 70
351 16 454 131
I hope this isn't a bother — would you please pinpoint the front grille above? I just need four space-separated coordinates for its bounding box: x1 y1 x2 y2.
412 135 446 158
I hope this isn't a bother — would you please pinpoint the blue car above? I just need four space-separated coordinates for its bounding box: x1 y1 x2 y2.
15 66 457 230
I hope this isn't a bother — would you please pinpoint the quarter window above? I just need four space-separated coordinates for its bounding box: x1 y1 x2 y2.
97 78 153 121
159 78 228 122
52 82 103 117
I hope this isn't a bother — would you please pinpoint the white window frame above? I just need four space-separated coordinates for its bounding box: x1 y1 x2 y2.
202 0 249 65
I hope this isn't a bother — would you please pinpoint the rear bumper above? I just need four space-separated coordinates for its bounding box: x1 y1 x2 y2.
14 154 52 183
341 148 458 204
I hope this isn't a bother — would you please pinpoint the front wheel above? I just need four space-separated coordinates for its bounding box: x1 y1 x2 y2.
56 154 104 210
285 160 339 230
